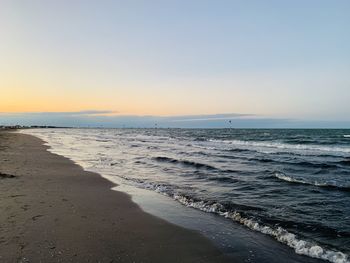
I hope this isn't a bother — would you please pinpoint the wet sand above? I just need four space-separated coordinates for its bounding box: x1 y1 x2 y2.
0 132 230 263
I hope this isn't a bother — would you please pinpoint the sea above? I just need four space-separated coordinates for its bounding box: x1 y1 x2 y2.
22 128 350 263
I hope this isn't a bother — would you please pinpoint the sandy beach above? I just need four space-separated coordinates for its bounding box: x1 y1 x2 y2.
1 1 348 262
0 131 230 263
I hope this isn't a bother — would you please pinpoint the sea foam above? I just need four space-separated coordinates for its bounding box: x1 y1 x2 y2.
208 139 350 155
273 172 350 191
127 178 349 263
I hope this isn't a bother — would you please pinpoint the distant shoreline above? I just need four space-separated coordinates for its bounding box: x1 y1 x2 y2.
2 126 350 131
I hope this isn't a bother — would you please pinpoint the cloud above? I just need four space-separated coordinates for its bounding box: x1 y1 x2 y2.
164 113 253 122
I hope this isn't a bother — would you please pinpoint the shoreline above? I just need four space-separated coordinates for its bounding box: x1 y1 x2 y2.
21 128 344 263
0 132 230 262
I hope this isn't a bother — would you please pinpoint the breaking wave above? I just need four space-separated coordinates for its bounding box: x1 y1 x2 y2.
273 173 350 192
209 139 350 154
129 178 349 263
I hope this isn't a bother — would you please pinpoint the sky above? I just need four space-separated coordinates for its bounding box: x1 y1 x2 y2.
0 0 349 128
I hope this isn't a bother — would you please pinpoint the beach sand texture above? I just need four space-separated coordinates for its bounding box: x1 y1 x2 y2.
0 132 230 263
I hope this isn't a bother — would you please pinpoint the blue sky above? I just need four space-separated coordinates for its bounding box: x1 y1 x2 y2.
0 0 349 127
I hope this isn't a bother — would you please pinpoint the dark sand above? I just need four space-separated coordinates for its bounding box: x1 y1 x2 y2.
0 132 231 263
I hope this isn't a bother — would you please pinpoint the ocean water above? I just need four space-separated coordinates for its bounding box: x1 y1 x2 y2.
22 128 350 263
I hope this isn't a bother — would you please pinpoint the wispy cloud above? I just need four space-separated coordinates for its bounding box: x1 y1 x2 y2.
166 113 252 122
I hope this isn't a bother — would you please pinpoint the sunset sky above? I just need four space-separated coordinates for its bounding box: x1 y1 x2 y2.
1 0 349 127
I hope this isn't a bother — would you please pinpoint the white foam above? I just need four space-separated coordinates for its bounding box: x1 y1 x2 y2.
128 179 349 263
208 139 350 155
344 135 350 138
273 172 349 190
175 194 348 263
224 213 348 263
274 173 312 185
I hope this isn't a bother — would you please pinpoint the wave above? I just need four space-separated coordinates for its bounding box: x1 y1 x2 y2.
209 139 350 155
125 178 349 263
221 211 349 263
273 173 350 192
207 175 240 184
290 161 338 169
95 139 110 142
153 156 218 171
344 135 350 138
339 159 350 166
153 156 216 170
246 156 347 170
227 148 252 153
